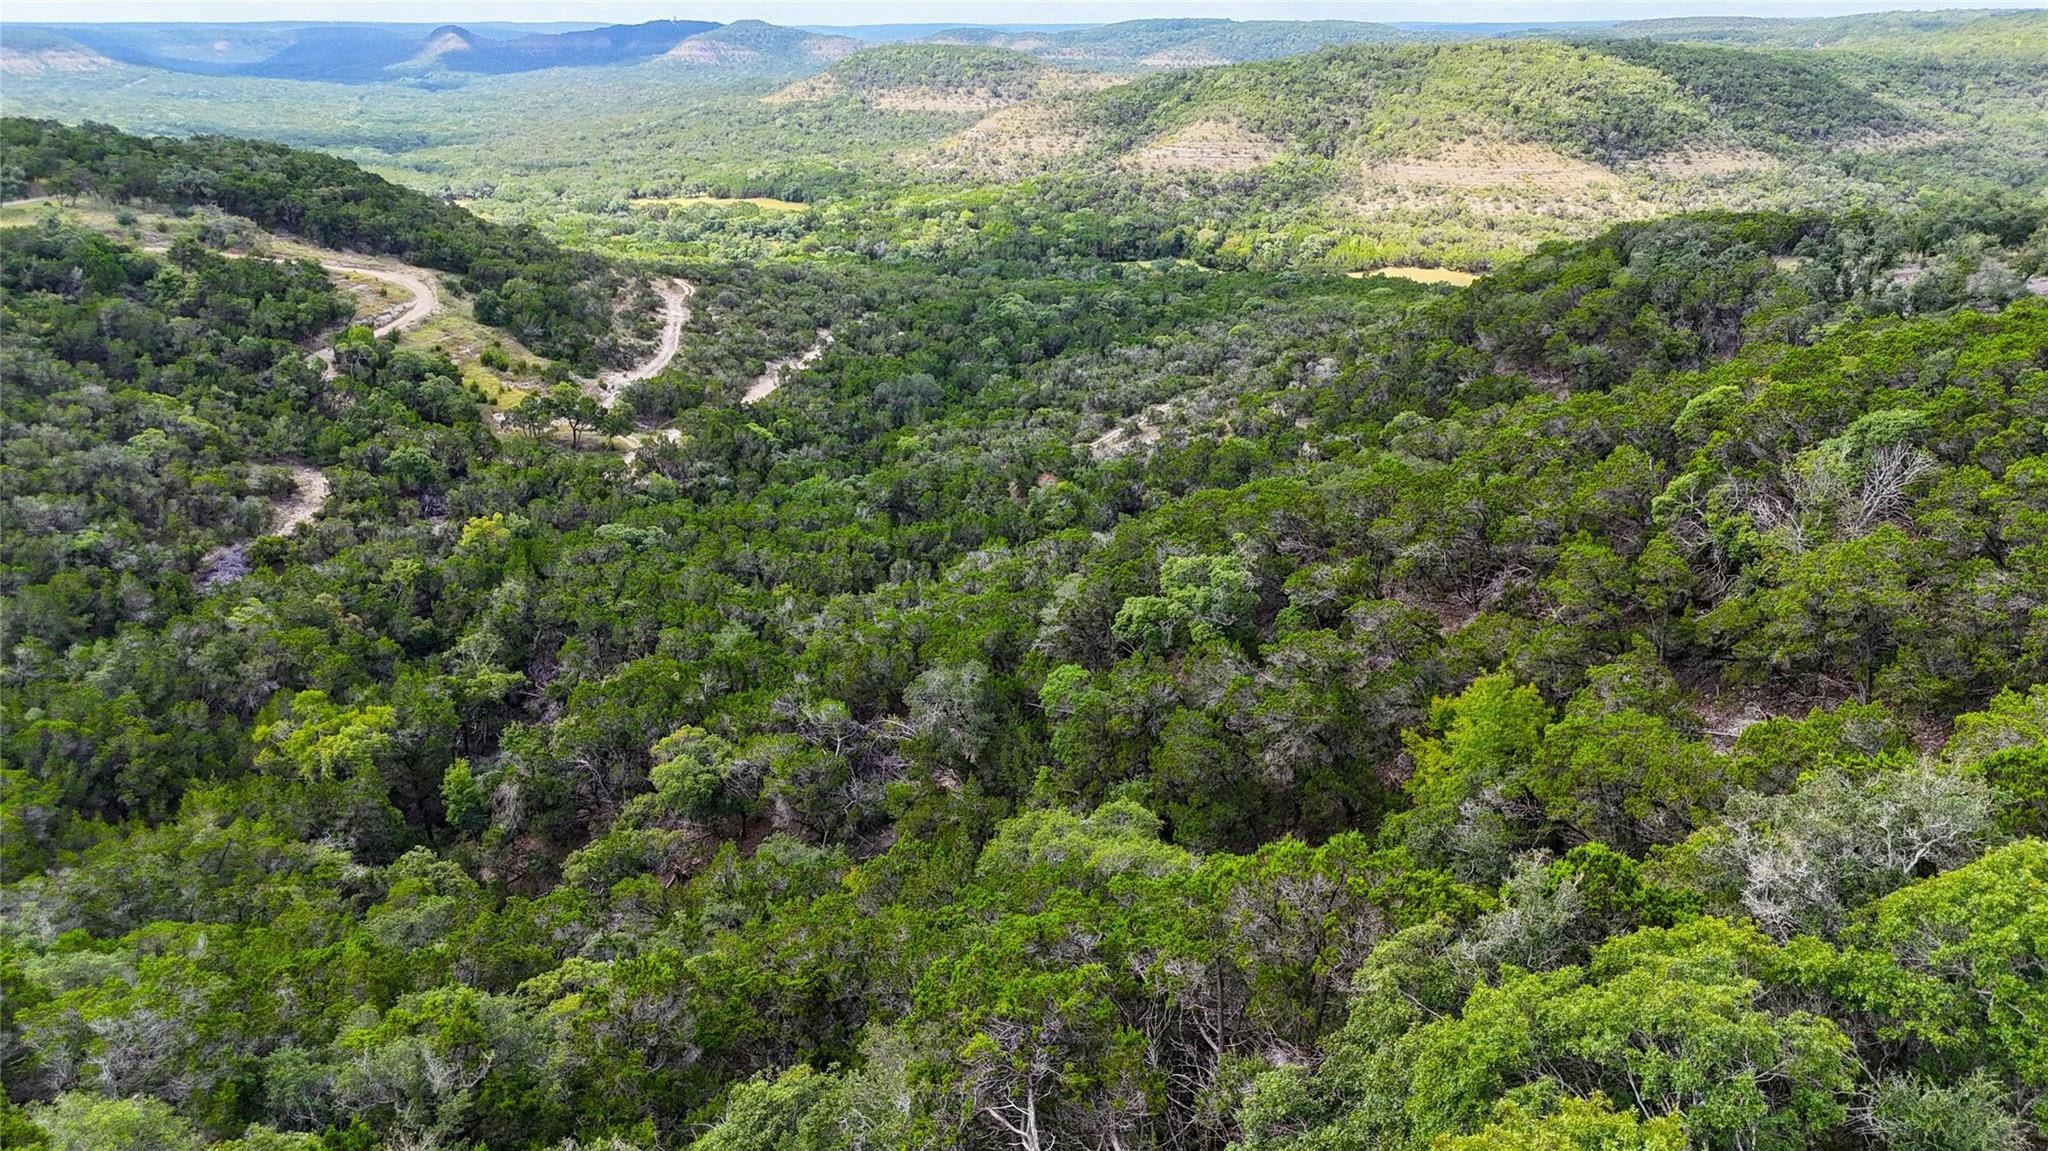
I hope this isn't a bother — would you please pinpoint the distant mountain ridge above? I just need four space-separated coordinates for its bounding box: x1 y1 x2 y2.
924 18 1420 66
3 16 1437 84
6 9 2044 89
5 19 729 82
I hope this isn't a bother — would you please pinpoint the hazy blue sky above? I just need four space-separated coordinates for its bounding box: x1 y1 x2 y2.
6 0 2043 24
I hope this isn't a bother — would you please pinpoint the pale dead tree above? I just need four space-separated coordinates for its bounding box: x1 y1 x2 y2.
1458 854 1588 976
592 976 696 1073
1742 479 1808 554
338 1040 494 1135
1705 762 1997 939
1082 1063 1151 1151
829 1028 919 1151
1755 441 1936 551
1847 443 1935 533
903 661 995 766
420 1047 495 1102
1130 949 1250 1149
87 1004 189 1101
965 1015 1058 1151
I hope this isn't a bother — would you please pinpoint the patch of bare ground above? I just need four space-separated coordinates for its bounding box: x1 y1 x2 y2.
1362 140 1624 191
664 40 760 63
762 76 831 104
1089 402 1171 460
766 76 1013 111
926 105 1099 176
268 463 332 535
1128 119 1282 173
1348 266 1478 286
0 46 114 75
870 88 1029 113
619 427 684 468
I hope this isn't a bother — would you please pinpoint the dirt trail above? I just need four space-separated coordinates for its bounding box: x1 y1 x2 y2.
197 463 334 588
312 260 441 377
598 278 695 401
743 328 833 404
130 241 443 377
334 261 440 337
619 427 684 467
193 252 425 585
269 463 332 535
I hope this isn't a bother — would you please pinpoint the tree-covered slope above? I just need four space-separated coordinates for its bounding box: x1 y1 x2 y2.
1608 7 2048 54
1 119 642 369
5 21 2042 273
1014 16 1418 66
4 129 2048 1151
768 43 1107 110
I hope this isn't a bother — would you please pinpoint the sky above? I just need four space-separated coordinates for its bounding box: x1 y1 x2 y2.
4 0 2042 24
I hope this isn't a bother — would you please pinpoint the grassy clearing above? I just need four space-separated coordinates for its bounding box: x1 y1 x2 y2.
1348 265 1479 286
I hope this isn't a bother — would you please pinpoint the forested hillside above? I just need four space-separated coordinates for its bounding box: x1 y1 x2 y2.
7 12 2046 273
1 120 648 371
4 87 2048 1151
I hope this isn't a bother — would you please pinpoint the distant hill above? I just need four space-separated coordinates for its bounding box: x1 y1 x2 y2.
446 20 719 73
768 43 1114 112
916 36 1938 265
798 22 1093 43
925 18 1416 67
1605 7 2048 54
1576 37 1914 144
663 21 859 67
0 27 116 77
999 38 1905 168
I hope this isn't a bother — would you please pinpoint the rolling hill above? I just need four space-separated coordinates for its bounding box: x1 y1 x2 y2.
937 37 1915 177
662 20 860 66
910 36 1958 268
3 14 2041 273
1606 7 2048 52
926 17 1419 67
768 43 1115 111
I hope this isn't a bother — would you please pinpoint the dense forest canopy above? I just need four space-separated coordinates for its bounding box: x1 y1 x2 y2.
3 10 2048 1151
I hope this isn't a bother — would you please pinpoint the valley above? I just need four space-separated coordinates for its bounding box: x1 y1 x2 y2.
1 9 2047 1151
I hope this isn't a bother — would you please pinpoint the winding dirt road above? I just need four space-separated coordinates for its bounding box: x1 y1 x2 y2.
742 328 833 405
598 278 694 401
198 256 436 583
312 260 441 377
